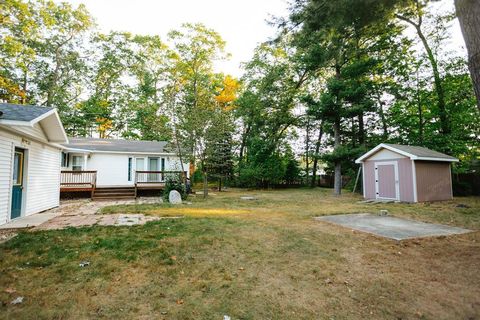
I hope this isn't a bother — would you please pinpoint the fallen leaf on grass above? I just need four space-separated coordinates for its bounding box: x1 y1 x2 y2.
176 299 184 305
11 296 23 304
4 288 16 294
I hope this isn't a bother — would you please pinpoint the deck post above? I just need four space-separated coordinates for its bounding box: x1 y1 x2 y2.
134 171 138 199
91 172 97 200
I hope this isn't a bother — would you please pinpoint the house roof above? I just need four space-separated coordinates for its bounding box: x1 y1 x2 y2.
0 103 53 122
0 103 68 143
355 143 459 163
63 138 171 154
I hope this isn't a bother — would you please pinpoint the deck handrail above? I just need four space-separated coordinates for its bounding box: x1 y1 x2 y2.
134 170 185 184
60 170 97 187
60 170 97 199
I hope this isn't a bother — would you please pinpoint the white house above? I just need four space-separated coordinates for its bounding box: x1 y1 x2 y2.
0 103 68 225
60 138 190 199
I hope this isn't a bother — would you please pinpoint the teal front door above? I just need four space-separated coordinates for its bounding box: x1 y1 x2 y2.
11 149 24 219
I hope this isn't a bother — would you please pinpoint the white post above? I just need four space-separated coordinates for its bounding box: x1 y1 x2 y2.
83 154 88 170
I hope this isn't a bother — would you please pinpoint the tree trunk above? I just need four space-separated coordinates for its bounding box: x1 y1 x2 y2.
377 97 388 139
455 0 480 112
311 122 324 187
305 117 310 184
218 177 222 192
415 25 450 135
357 113 365 146
396 11 450 135
203 170 208 199
351 117 356 148
333 118 342 195
416 70 424 145
21 69 28 104
333 64 343 196
239 124 250 162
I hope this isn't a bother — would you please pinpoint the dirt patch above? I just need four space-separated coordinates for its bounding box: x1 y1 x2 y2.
0 229 18 244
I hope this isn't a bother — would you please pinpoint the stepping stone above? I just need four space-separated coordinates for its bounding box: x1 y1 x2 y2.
240 196 257 200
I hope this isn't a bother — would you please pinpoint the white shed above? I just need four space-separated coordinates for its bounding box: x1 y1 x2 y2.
0 103 68 225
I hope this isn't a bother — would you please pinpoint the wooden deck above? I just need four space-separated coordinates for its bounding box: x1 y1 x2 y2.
60 171 97 198
60 170 186 199
134 170 185 197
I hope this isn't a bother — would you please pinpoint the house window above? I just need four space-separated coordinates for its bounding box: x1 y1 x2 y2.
72 156 83 171
128 157 132 181
61 152 69 167
148 157 159 182
136 158 145 171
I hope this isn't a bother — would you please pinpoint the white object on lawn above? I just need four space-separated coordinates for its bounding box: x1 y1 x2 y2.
169 190 182 204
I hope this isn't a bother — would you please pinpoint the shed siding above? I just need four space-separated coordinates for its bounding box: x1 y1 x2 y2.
0 127 61 225
415 161 452 202
363 157 414 202
364 161 376 199
397 158 415 202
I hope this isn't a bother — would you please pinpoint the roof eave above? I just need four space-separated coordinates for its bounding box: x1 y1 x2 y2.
38 109 69 143
0 119 33 127
355 143 416 163
414 157 459 162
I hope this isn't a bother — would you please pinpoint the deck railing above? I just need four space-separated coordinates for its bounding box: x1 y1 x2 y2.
134 170 186 198
134 171 185 184
60 171 97 197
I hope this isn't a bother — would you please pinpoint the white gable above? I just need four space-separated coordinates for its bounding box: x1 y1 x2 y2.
367 148 406 160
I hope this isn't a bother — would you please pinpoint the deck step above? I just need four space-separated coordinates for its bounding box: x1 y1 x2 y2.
94 190 135 194
92 187 136 200
92 196 136 201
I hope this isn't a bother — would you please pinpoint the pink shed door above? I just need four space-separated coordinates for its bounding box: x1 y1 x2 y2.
375 162 399 200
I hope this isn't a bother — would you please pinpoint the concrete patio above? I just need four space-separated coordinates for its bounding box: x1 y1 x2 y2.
0 197 164 231
316 213 472 240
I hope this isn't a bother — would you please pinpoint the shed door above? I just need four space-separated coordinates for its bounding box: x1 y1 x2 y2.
375 161 399 200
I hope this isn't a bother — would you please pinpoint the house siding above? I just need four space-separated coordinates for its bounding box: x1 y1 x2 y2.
0 127 61 225
89 153 131 186
415 161 453 202
13 123 48 142
24 141 61 215
62 153 190 187
0 129 14 224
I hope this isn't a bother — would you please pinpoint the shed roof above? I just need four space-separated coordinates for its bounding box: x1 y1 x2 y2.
355 143 458 163
0 103 53 122
63 138 171 154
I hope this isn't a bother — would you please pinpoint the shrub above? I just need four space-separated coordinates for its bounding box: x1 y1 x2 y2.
163 172 187 202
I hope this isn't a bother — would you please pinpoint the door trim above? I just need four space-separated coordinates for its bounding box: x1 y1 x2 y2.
11 148 26 220
374 161 399 200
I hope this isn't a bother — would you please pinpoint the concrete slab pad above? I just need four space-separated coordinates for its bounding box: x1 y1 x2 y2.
316 213 472 240
0 211 62 229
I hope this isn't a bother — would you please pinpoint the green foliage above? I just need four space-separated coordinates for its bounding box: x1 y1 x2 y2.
1 0 478 192
163 172 187 202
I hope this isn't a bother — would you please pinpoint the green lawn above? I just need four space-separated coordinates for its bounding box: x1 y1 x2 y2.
1 188 479 319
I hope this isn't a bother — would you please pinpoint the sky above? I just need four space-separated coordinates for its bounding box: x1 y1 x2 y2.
57 0 290 77
56 0 466 78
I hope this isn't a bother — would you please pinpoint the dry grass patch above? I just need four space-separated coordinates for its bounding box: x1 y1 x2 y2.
1 188 479 319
